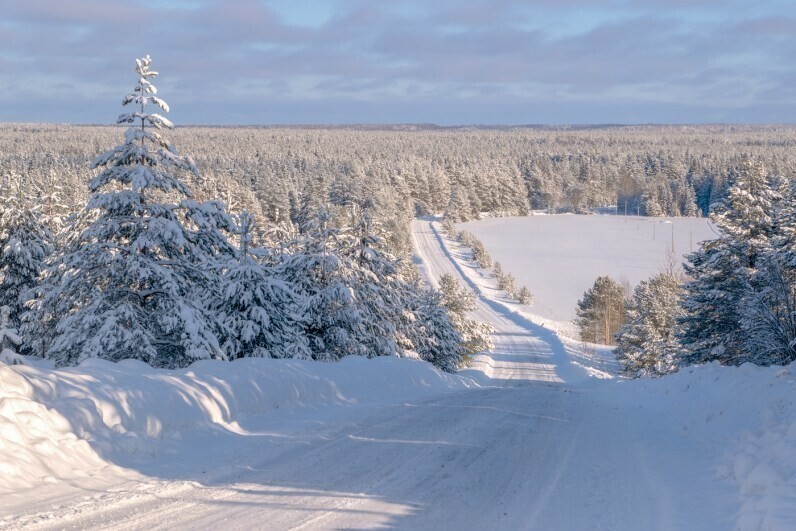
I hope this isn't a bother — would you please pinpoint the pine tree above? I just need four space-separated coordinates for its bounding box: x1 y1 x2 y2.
438 273 493 356
740 256 796 365
497 271 517 298
470 239 493 269
405 287 464 372
0 193 52 330
615 273 683 377
441 218 456 237
338 206 406 358
678 158 781 365
0 305 25 365
738 177 796 365
576 276 627 345
678 242 747 364
281 209 362 361
24 55 235 368
216 211 309 360
445 186 472 222
517 286 534 305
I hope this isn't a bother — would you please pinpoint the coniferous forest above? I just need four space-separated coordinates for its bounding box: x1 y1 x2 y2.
1 56 795 374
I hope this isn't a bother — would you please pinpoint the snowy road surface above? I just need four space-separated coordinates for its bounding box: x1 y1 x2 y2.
3 220 735 530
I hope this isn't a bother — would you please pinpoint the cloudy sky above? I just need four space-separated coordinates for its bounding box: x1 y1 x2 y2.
1 0 794 125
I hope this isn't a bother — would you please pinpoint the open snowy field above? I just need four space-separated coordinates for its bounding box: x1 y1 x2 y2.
458 214 716 322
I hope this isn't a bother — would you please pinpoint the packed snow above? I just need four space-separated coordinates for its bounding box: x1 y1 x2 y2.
420 217 796 529
458 214 716 322
0 216 793 529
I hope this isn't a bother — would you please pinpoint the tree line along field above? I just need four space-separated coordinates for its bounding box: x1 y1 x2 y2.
451 153 795 378
3 122 796 262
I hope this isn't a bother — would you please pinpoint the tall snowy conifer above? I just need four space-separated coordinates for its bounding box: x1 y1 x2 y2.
739 176 796 365
0 306 23 364
0 193 52 331
24 55 235 368
285 206 405 360
678 158 780 365
407 288 464 372
339 206 407 357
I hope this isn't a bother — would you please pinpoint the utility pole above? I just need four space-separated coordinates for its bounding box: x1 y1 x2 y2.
671 222 675 252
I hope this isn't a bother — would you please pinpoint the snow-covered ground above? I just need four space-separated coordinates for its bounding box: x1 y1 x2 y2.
0 216 793 530
458 214 716 322
422 217 796 530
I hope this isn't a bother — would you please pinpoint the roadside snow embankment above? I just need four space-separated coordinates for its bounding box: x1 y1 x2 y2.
0 356 478 496
603 362 796 531
714 365 796 531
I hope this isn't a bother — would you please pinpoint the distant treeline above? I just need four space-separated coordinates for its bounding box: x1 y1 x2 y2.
2 124 796 260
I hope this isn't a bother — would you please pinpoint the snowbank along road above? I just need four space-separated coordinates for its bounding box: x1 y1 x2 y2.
2 219 735 530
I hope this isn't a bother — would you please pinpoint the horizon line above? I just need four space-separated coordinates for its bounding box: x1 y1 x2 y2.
2 121 795 130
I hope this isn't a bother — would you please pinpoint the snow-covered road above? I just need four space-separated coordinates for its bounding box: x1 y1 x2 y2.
4 219 736 530
411 218 570 385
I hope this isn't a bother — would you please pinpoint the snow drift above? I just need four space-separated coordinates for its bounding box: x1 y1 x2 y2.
601 362 796 531
0 356 477 500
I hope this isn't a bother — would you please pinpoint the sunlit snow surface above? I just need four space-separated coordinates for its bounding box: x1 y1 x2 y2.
0 216 793 530
459 214 716 322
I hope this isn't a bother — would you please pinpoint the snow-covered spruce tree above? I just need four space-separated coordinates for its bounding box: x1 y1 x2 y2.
0 305 25 365
280 209 362 361
497 271 517 298
408 287 465 372
24 55 235 368
438 273 493 357
678 243 747 365
216 211 309 360
738 177 796 365
441 218 456 237
614 272 683 377
470 238 493 269
576 276 627 345
0 193 52 331
32 169 71 233
339 206 408 358
445 186 472 222
286 204 412 362
678 158 780 366
740 256 796 365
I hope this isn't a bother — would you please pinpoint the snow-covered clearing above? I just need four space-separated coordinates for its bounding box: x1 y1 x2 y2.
458 214 716 323
0 217 793 530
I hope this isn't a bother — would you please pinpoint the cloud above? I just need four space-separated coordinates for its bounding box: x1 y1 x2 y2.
0 0 793 124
